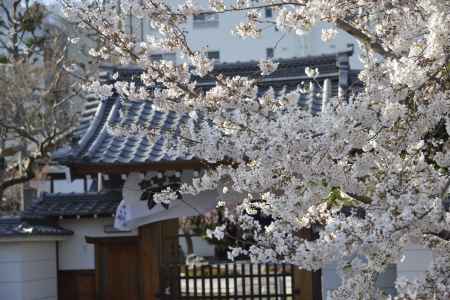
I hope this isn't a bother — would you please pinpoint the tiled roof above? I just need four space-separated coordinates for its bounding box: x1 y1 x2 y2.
55 94 194 165
55 51 358 167
202 54 341 84
73 94 102 141
102 52 351 95
0 217 73 237
22 191 122 218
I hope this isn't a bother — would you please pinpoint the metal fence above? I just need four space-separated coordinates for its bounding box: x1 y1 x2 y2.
160 261 298 300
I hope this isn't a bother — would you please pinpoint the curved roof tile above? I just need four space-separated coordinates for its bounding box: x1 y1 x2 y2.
56 52 359 166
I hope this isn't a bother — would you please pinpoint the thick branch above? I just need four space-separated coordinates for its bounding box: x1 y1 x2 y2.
423 232 450 251
334 19 399 60
0 2 14 25
0 157 35 192
440 178 450 199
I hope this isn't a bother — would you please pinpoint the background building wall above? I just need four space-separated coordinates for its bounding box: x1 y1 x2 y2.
47 0 361 65
105 0 363 68
321 262 397 299
321 245 434 299
397 245 433 280
58 218 217 269
179 234 215 257
0 241 58 300
58 218 137 270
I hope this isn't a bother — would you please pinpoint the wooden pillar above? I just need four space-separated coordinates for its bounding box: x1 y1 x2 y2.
161 219 180 298
293 227 322 300
139 222 162 300
293 268 322 300
138 219 179 300
161 218 179 265
94 244 103 300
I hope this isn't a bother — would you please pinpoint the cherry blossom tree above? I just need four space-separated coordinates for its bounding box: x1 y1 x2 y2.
0 0 86 212
64 0 450 299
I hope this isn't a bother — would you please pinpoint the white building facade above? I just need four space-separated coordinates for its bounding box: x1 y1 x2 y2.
121 0 362 67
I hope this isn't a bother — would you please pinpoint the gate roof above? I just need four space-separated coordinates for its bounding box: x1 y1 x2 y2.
54 51 359 175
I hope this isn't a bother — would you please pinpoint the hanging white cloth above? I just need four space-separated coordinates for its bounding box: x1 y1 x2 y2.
114 172 218 230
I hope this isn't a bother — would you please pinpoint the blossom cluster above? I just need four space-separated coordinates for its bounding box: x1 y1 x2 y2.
66 0 450 299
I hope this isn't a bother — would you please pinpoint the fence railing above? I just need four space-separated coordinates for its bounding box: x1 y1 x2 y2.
161 261 297 300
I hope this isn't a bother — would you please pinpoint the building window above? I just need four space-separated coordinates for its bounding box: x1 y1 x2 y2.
265 7 273 18
266 48 274 59
207 51 220 60
150 54 163 61
150 52 177 62
193 13 219 28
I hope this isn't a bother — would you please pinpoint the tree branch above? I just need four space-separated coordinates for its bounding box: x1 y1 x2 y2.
423 232 450 251
186 1 399 60
0 2 14 25
0 120 40 145
334 19 399 60
0 157 35 192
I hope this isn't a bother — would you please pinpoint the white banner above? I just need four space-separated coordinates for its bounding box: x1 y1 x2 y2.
114 173 218 230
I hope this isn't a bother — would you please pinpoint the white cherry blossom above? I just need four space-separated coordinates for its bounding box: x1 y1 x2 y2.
321 28 338 42
65 0 450 298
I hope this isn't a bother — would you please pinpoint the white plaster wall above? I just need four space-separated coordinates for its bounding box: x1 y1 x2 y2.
322 262 397 299
59 217 215 269
0 242 58 300
30 165 93 196
397 245 433 281
321 245 434 298
179 235 215 257
0 243 23 300
34 178 93 195
58 218 138 270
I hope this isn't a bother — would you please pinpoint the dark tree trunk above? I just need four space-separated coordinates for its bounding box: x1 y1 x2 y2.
183 229 194 255
0 186 20 213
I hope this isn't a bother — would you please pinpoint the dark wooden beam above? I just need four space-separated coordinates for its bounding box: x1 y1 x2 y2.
85 236 138 244
67 159 207 176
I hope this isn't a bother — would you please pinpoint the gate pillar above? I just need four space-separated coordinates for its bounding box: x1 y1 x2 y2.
138 219 179 300
293 268 322 300
294 228 323 300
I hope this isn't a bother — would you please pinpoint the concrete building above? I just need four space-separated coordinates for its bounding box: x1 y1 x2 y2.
45 0 362 68
120 0 361 67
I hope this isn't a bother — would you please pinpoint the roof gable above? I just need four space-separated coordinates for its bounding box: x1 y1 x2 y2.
22 191 122 219
55 52 359 169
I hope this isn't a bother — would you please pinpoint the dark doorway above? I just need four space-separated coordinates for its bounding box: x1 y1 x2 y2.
87 237 140 300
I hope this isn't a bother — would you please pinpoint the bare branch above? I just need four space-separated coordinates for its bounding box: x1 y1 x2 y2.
0 120 40 145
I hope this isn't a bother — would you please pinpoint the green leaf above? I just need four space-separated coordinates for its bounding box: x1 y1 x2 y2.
324 186 367 208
